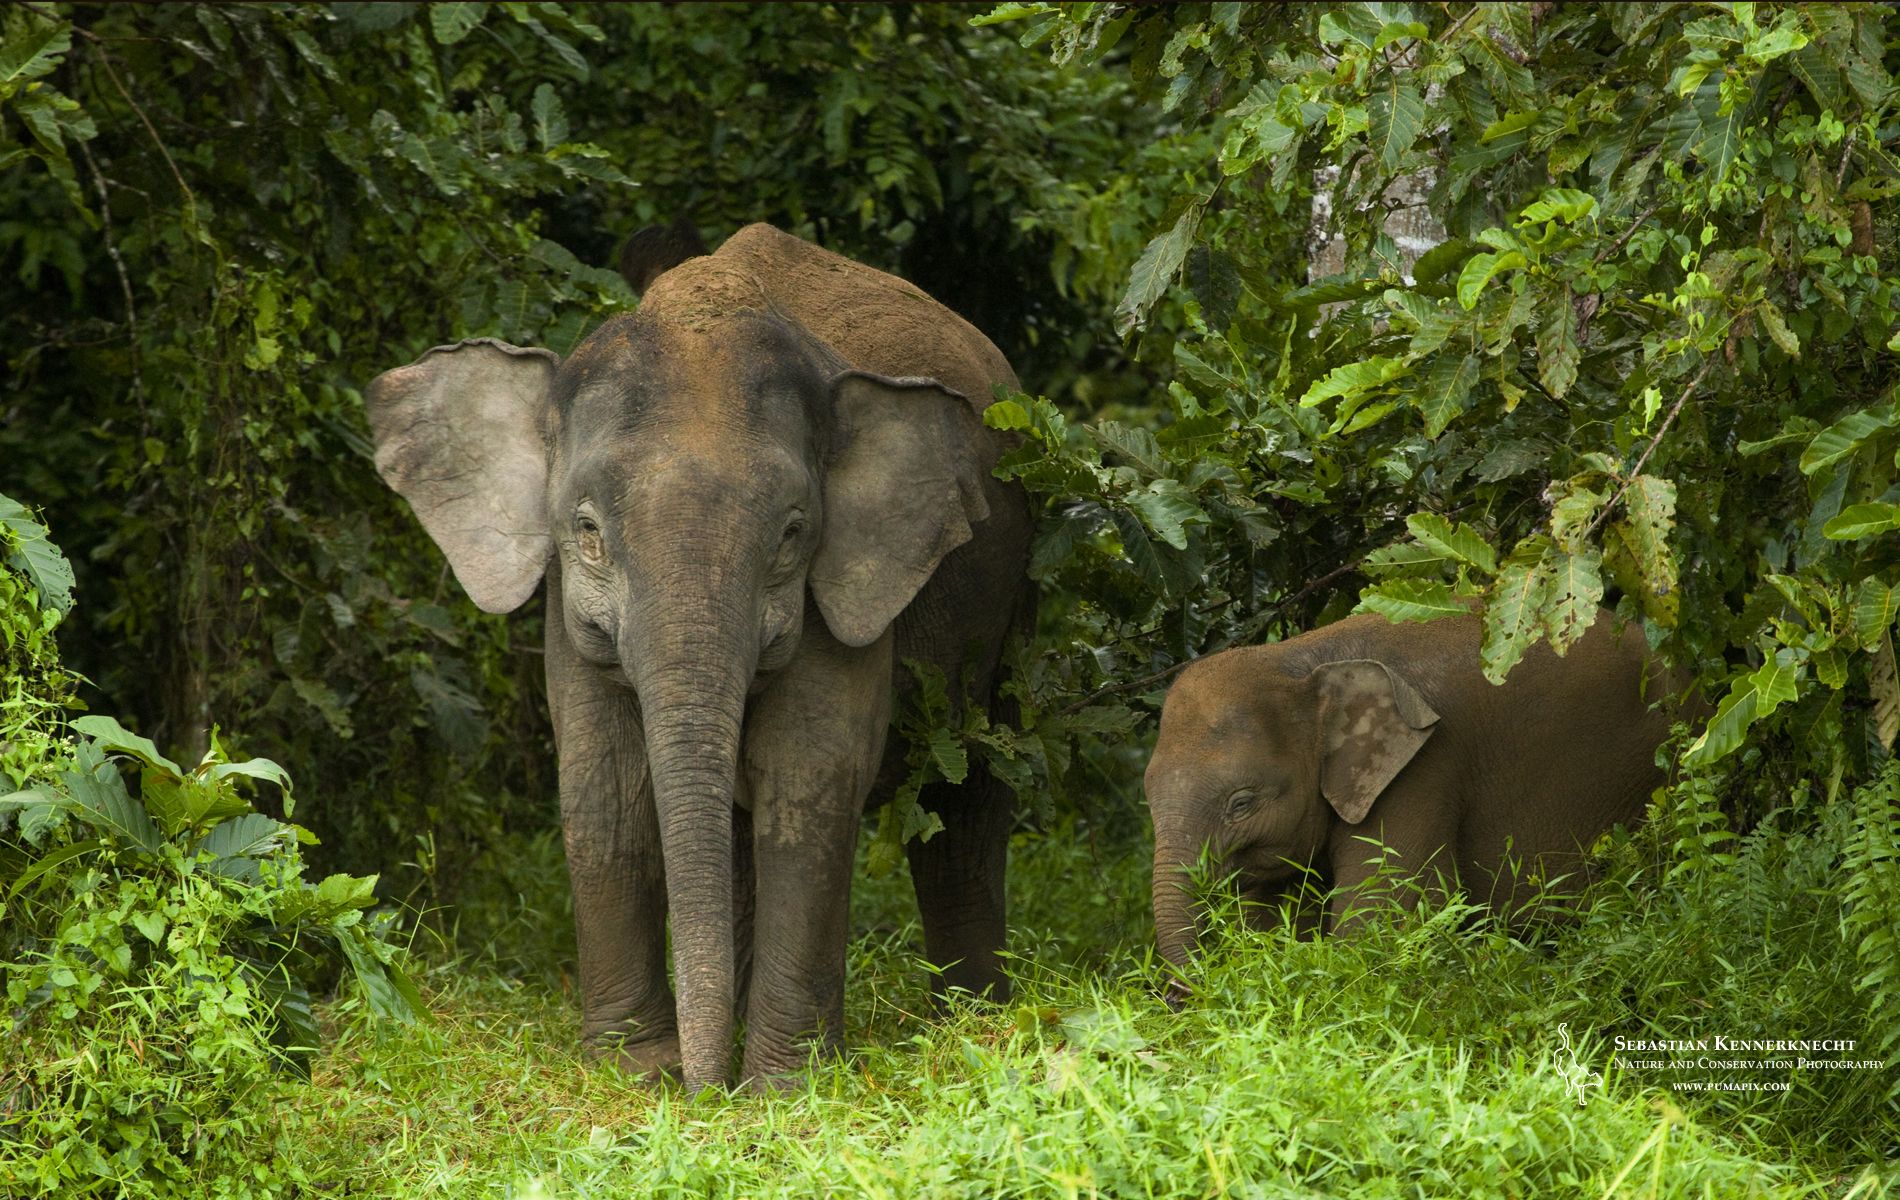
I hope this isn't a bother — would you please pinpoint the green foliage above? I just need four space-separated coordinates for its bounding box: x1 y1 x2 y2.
977 1 1900 821
0 494 77 791
1841 761 1900 1083
0 499 422 1199
0 2 1150 908
249 818 1895 1192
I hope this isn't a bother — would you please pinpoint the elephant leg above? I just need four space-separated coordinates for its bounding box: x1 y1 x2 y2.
546 573 676 1076
1241 876 1325 939
738 616 893 1085
1325 795 1459 933
906 759 1013 1000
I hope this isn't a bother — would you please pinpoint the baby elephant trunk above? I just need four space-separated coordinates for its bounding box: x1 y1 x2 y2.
1151 840 1204 1004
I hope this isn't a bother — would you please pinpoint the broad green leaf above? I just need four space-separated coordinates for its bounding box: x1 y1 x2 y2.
61 746 161 854
1622 475 1679 626
1482 539 1554 683
195 812 292 862
207 757 293 793
72 714 183 778
0 21 70 94
1405 512 1498 575
1854 578 1899 650
1300 356 1407 408
1418 353 1480 438
1518 188 1597 225
1373 20 1428 50
1411 239 1471 285
429 2 485 44
1757 300 1800 359
1116 199 1205 337
1474 439 1546 483
1549 485 1606 550
1128 481 1207 550
1481 110 1540 143
1737 420 1820 457
313 871 380 915
142 771 247 836
1456 251 1526 310
1359 578 1467 623
1823 504 1900 541
1094 420 1165 475
1361 541 1448 574
1544 548 1604 653
338 929 426 1023
1813 647 1847 690
130 911 167 945
1368 81 1423 170
1685 672 1762 767
1748 649 1801 719
1800 404 1896 475
926 727 970 785
984 399 1032 432
1537 295 1579 399
531 83 568 150
0 493 75 616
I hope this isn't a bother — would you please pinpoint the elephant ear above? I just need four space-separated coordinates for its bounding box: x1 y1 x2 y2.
366 338 556 614
810 371 993 648
1309 659 1441 825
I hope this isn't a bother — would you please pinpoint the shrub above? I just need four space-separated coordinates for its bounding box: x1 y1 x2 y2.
0 496 424 1199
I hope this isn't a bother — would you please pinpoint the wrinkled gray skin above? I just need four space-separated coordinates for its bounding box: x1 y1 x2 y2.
365 224 1031 1089
1146 610 1685 981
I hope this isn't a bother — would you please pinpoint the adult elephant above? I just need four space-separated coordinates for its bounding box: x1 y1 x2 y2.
364 223 1032 1089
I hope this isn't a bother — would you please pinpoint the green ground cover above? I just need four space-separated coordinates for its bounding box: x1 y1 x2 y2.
283 821 1895 1198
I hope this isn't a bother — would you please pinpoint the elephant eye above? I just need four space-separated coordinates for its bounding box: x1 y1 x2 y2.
1223 789 1258 822
780 516 806 544
575 509 605 562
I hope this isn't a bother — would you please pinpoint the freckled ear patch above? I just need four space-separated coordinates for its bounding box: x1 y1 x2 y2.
1311 659 1439 825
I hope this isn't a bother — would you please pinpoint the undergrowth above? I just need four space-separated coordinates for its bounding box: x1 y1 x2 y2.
287 800 1897 1199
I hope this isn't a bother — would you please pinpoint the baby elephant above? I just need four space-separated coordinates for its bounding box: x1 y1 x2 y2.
1146 609 1683 970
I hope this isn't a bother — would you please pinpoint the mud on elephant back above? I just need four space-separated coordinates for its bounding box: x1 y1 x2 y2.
363 222 1034 1090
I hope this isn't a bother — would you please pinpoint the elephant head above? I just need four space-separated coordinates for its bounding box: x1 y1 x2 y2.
1144 647 1439 970
363 256 992 1088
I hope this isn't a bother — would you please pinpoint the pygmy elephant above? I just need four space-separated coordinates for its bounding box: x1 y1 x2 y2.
365 223 1032 1088
1146 609 1684 975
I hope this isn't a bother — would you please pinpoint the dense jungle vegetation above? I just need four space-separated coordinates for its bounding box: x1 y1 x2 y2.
2 2 1897 1195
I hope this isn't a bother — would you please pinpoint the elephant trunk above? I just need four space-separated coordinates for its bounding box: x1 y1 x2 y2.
1152 838 1203 1005
627 606 754 1091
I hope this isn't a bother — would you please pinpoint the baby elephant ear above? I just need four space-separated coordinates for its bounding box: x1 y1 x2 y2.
1309 659 1441 825
365 338 556 614
810 371 993 648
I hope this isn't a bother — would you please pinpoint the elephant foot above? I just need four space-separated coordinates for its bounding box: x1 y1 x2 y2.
587 1032 682 1082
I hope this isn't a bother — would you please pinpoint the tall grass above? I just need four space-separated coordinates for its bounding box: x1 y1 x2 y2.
286 809 1896 1198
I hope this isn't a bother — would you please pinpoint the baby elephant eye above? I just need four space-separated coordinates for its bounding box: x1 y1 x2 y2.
780 518 805 545
577 515 600 535
1223 789 1258 822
